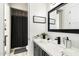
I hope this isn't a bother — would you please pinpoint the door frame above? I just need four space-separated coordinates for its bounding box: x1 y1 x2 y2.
5 3 11 56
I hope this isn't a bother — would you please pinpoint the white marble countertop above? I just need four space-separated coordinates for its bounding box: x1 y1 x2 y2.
33 38 79 56
33 39 65 56
63 47 79 56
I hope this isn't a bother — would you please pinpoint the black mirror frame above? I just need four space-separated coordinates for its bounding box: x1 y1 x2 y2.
48 3 79 34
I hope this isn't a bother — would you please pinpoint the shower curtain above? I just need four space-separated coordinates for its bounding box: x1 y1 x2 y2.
11 15 28 48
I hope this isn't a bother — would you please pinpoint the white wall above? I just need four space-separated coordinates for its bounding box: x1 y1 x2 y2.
48 3 79 49
9 3 28 11
28 3 48 55
5 4 11 56
0 3 4 56
48 3 61 11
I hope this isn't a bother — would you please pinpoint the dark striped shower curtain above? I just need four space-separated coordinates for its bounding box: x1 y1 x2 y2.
11 15 28 48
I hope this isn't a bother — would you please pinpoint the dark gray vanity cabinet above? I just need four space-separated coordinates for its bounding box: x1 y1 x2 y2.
34 42 49 56
34 42 40 56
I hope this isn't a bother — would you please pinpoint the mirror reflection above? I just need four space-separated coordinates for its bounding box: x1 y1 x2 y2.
49 3 79 29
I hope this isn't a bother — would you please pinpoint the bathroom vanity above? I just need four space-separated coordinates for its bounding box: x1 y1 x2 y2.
33 39 79 56
33 39 65 56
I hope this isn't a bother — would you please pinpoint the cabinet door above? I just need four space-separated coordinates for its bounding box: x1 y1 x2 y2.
42 50 49 56
34 42 49 56
39 47 43 56
44 52 49 56
34 43 39 56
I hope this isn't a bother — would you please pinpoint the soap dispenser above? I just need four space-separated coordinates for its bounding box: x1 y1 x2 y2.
66 37 72 48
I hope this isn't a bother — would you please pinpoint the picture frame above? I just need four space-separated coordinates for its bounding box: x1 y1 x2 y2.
33 16 46 23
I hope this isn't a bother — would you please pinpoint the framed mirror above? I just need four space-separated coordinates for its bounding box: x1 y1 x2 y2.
48 3 79 34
